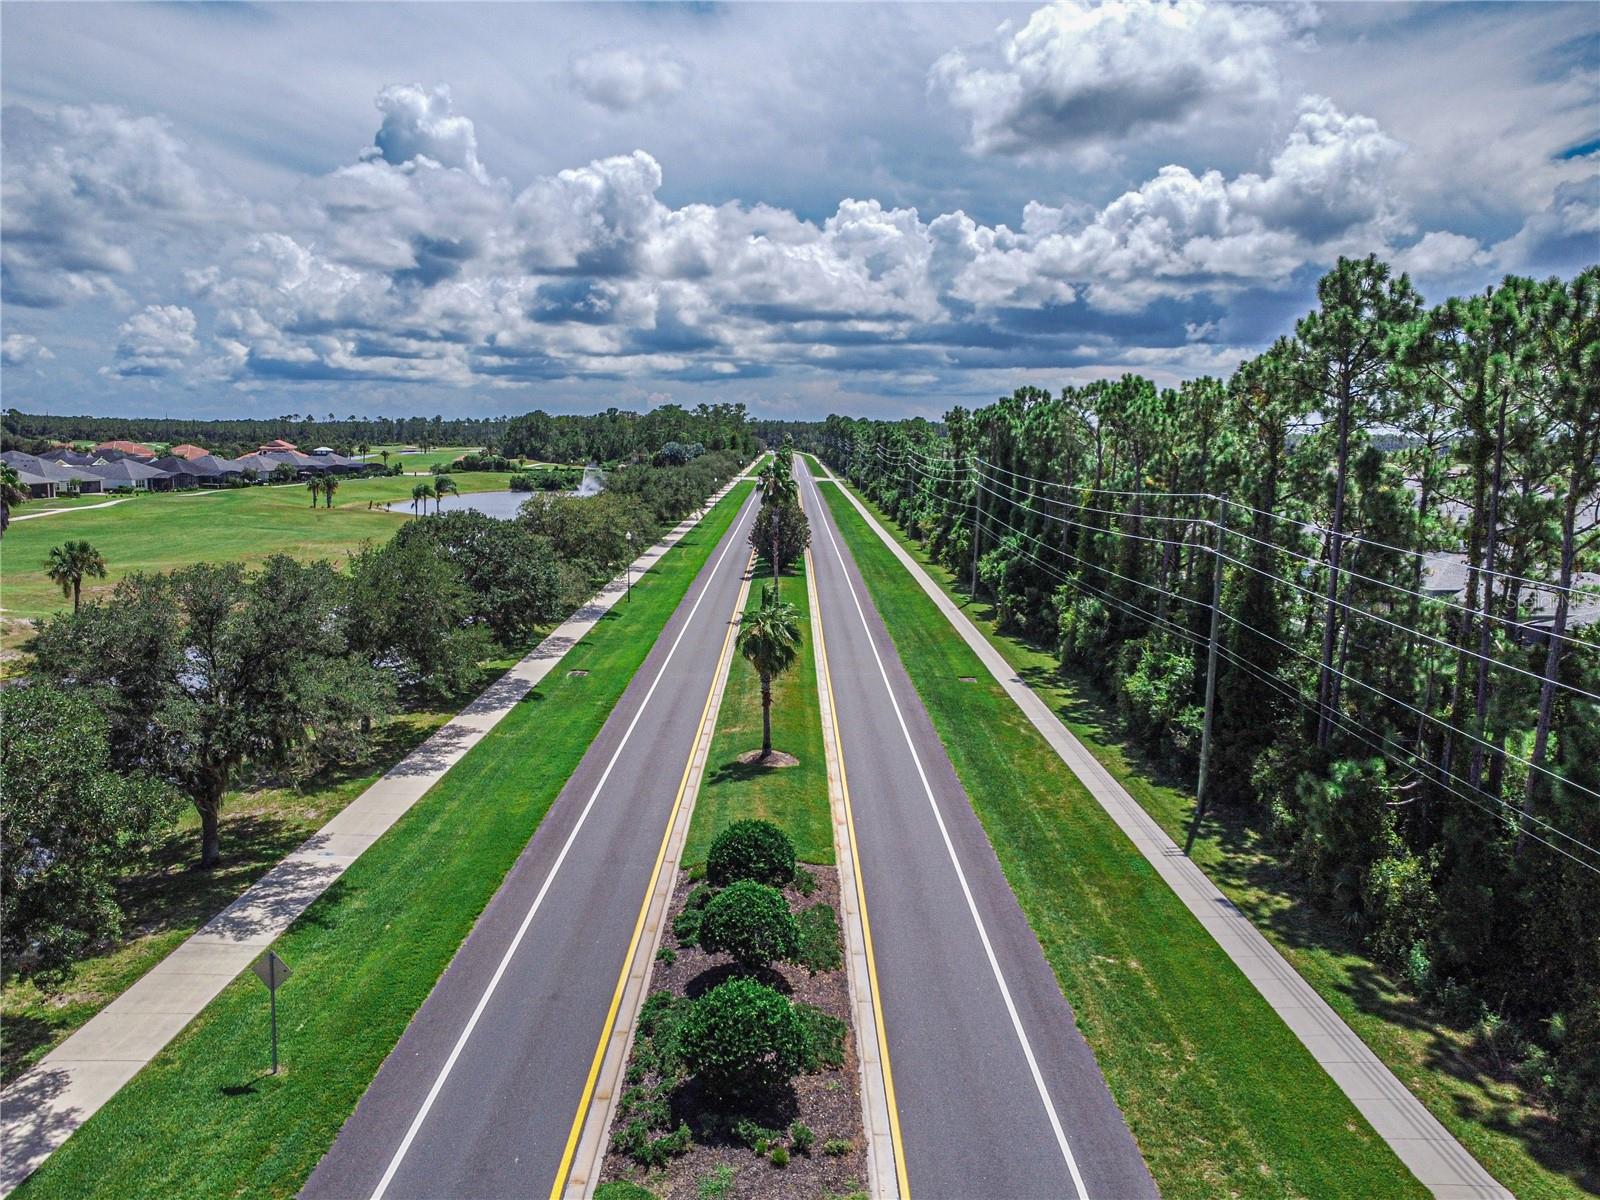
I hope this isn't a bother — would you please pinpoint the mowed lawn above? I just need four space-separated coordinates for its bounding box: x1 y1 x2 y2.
0 471 514 622
365 444 483 473
821 470 1594 1200
15 481 754 1200
817 478 1426 1200
683 553 832 868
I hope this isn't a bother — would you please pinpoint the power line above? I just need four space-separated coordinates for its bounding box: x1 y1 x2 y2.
967 451 1584 598
963 455 1597 656
861 451 1600 869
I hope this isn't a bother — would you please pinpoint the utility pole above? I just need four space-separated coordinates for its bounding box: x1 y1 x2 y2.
969 456 984 599
1187 499 1227 854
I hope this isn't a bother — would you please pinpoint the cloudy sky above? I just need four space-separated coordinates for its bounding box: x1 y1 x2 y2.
2 1 1595 421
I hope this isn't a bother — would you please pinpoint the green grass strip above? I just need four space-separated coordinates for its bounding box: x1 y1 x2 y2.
817 480 1425 1200
824 474 1589 1200
16 483 754 1200
683 555 832 867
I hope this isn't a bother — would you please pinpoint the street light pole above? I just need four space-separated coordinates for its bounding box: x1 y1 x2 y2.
625 531 634 602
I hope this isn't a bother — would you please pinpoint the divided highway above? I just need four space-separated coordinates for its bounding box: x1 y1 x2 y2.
798 456 1157 1200
303 487 759 1200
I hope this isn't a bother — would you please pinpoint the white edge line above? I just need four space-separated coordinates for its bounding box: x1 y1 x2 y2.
369 487 756 1200
803 465 1091 1200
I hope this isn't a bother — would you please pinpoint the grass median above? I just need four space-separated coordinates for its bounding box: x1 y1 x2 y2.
816 477 1425 1200
682 554 832 868
15 482 753 1200
819 470 1592 1200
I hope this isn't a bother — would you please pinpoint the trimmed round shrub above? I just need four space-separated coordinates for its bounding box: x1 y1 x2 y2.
706 819 795 888
678 977 808 1100
698 881 799 969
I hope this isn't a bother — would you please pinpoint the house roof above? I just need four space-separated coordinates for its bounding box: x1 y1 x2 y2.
93 439 157 458
37 447 97 467
259 438 298 451
230 453 293 473
87 459 171 482
168 444 210 460
3 451 90 485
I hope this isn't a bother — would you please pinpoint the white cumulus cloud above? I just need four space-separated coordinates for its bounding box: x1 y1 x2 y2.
1 333 54 366
363 84 489 183
570 47 691 112
112 304 199 376
1 102 242 308
932 0 1305 158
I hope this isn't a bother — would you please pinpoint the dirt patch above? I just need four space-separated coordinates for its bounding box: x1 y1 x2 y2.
734 749 800 769
599 863 868 1200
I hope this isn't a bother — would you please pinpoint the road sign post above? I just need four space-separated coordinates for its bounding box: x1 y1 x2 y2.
251 950 292 1074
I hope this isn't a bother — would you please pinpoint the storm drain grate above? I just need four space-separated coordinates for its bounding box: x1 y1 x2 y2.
958 676 978 683
568 669 589 678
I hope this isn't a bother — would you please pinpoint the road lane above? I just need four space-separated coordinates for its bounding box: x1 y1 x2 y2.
798 456 1156 1200
303 488 760 1200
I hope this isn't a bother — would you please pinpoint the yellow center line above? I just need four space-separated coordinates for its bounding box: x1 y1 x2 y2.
807 543 911 1198
547 550 756 1200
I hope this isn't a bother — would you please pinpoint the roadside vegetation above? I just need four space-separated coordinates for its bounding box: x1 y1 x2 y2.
818 261 1600 1171
817 478 1425 1200
10 479 754 1200
826 471 1596 1199
1 453 748 1087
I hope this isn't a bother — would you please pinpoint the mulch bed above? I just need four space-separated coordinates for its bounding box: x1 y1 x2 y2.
598 863 869 1200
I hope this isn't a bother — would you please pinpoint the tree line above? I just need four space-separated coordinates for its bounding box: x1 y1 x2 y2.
2 449 748 977
1 409 506 457
503 402 757 465
822 258 1600 1157
2 400 761 468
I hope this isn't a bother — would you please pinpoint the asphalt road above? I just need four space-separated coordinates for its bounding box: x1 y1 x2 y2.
798 456 1157 1200
302 487 759 1200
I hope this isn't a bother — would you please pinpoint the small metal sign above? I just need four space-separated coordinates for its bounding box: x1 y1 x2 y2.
251 951 292 1073
251 950 291 991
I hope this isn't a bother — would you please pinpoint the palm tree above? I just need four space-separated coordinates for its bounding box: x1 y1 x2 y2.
756 456 799 586
307 476 324 507
356 442 370 460
411 481 434 516
737 584 803 761
1 464 25 538
381 449 392 471
46 539 108 612
433 475 458 513
322 474 340 508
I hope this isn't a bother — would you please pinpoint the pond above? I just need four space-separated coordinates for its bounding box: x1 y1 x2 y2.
386 490 529 520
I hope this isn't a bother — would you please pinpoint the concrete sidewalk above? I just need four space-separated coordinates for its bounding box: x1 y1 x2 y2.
821 467 1512 1200
0 474 750 1197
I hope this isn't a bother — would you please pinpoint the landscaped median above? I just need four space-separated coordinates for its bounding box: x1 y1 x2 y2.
596 555 871 1200
682 557 831 870
11 482 754 1200
813 473 1427 1200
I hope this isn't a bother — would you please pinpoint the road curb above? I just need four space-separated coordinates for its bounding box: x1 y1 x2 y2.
560 553 757 1199
806 546 904 1200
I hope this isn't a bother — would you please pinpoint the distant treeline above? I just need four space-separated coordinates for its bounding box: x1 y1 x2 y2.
3 402 760 466
504 403 756 464
1 410 507 456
